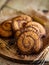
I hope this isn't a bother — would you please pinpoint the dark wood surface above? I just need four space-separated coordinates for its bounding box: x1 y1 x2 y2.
45 62 49 65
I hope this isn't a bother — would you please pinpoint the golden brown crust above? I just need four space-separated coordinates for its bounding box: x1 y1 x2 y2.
25 22 46 37
0 20 12 37
12 15 44 54
1 21 12 31
16 30 42 54
12 15 32 31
